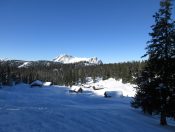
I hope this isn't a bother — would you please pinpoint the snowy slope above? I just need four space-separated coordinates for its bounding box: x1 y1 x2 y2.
53 54 102 64
0 84 174 132
18 62 31 68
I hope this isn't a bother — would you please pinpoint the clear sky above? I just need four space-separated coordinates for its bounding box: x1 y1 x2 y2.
0 0 174 63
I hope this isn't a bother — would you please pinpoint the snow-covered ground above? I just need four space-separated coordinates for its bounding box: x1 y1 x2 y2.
75 78 136 97
0 83 174 132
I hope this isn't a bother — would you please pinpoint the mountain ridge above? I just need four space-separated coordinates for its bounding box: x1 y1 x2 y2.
0 54 103 68
53 54 103 65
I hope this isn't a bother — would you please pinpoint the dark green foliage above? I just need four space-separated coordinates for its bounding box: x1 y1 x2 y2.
0 60 145 86
132 0 175 125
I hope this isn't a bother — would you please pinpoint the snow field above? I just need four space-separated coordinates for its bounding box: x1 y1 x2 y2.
0 82 174 132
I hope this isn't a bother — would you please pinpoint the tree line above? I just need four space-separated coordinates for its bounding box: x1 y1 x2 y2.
0 60 145 86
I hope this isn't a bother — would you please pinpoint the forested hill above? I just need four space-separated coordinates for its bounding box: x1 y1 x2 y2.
0 60 145 86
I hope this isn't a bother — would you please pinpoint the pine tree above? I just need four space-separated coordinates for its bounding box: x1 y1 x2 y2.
133 0 175 125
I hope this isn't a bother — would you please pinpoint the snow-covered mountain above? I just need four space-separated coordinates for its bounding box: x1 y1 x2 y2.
0 54 103 68
0 58 9 61
53 54 103 65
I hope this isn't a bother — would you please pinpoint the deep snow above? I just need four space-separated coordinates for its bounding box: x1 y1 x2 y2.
77 78 136 97
0 84 174 132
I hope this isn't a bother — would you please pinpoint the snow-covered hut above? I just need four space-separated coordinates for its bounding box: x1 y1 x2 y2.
69 86 83 93
93 86 104 90
104 91 123 98
43 82 52 86
30 80 43 87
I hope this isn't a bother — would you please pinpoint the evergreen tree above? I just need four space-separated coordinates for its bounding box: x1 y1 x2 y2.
133 0 175 125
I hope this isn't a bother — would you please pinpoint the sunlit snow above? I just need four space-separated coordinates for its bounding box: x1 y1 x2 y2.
0 81 174 132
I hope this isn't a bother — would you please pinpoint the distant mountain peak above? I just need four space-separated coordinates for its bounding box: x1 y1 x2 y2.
53 54 103 65
0 58 9 61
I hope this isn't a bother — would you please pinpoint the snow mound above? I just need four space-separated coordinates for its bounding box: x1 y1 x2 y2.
30 80 43 87
43 82 52 86
77 78 136 97
53 54 102 65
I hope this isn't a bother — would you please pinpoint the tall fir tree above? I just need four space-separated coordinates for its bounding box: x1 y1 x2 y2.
132 0 175 125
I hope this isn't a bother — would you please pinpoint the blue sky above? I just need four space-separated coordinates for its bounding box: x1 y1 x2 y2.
0 0 174 63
